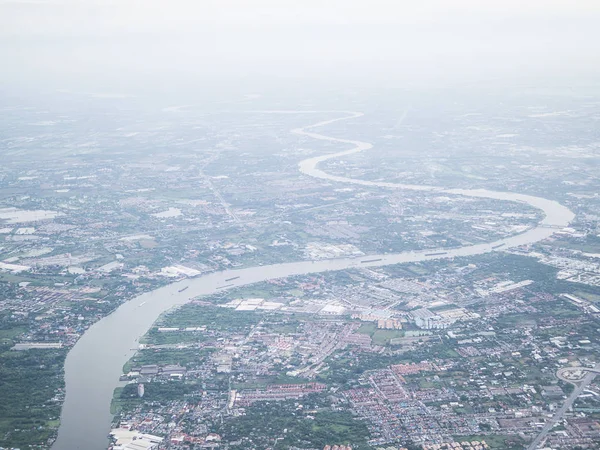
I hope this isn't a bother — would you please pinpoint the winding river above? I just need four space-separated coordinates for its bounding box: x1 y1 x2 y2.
52 112 574 450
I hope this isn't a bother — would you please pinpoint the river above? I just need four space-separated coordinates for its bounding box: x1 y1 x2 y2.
52 112 574 450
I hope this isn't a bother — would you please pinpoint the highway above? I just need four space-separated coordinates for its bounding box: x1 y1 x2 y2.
528 364 600 449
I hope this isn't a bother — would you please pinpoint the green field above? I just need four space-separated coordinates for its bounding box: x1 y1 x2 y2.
453 434 526 449
357 322 404 345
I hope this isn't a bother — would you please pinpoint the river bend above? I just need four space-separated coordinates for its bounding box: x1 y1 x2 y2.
53 112 574 450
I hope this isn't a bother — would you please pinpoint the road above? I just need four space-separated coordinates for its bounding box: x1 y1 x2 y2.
54 111 576 450
200 169 243 225
527 364 600 449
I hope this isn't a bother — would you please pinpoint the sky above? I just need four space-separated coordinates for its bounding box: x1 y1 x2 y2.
1 0 599 93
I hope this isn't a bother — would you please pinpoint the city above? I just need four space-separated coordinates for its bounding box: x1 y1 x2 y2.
2 86 600 450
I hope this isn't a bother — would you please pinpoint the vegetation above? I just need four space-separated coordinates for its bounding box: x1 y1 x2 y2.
357 322 404 345
218 395 370 450
111 379 211 415
318 351 399 385
454 434 526 450
0 347 66 448
124 347 214 371
153 305 261 333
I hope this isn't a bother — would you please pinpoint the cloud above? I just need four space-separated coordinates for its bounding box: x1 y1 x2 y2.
1 0 599 88
2 0 600 37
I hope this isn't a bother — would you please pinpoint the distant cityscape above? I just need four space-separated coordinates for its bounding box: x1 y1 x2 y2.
2 88 600 450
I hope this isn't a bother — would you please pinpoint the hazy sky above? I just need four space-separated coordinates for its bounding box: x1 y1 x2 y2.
2 0 599 92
